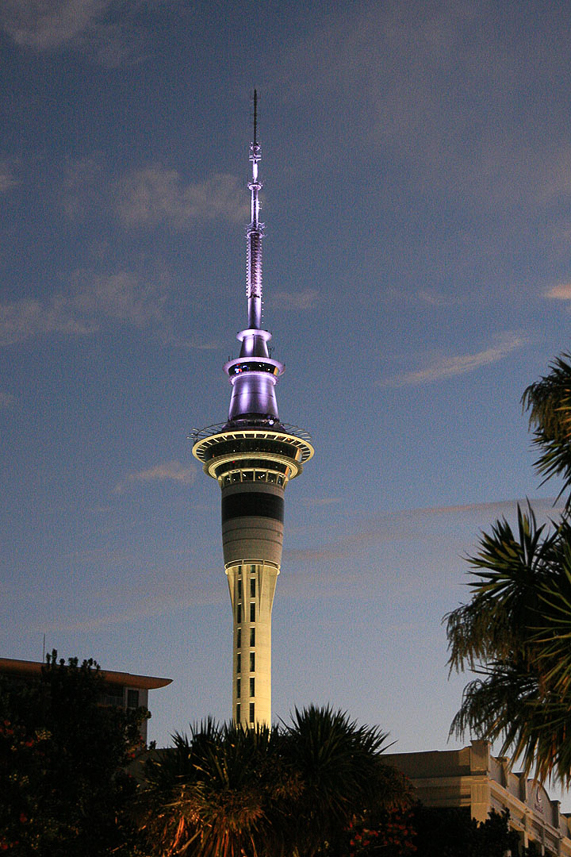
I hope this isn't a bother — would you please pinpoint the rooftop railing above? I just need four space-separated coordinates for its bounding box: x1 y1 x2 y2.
190 421 313 444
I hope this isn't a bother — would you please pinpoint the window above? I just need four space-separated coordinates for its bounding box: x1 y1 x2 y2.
250 627 255 647
249 702 255 723
237 628 241 649
250 602 255 622
102 689 124 707
127 689 139 709
250 652 255 672
237 604 242 623
250 577 256 598
237 653 241 674
237 578 242 598
237 678 241 698
236 703 241 722
250 677 255 697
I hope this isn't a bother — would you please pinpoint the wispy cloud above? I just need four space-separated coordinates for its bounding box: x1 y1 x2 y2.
414 289 453 307
0 296 95 346
114 460 196 493
284 497 561 567
271 290 319 311
0 159 19 194
0 271 167 346
302 496 342 508
61 154 105 218
382 287 457 308
63 547 136 564
115 166 247 230
30 581 223 634
0 391 15 408
0 0 154 66
275 3 482 169
14 499 561 633
0 0 106 49
27 567 223 633
275 1 571 215
410 497 562 519
59 156 248 233
380 333 527 387
545 283 571 300
70 270 166 327
186 335 221 351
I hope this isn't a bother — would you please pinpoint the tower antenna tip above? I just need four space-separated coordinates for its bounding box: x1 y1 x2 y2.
253 89 258 145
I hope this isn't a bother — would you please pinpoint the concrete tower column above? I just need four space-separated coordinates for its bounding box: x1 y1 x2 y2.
193 426 312 726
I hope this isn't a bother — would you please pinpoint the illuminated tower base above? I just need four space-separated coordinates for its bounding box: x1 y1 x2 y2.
193 425 313 726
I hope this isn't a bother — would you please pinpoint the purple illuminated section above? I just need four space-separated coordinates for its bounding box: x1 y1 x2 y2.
224 93 285 426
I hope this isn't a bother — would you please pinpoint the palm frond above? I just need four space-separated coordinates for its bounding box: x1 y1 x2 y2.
522 353 571 503
445 505 555 672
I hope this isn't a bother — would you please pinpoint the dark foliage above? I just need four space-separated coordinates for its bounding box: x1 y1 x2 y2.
522 352 571 504
0 650 147 855
345 804 417 857
413 807 520 857
134 705 412 857
447 353 571 783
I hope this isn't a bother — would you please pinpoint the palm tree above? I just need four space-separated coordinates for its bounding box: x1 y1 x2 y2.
134 719 299 857
133 707 410 857
446 502 571 782
522 352 571 505
281 705 411 857
446 353 571 783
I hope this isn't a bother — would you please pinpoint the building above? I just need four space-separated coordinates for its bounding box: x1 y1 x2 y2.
386 740 571 856
0 656 171 744
192 93 313 727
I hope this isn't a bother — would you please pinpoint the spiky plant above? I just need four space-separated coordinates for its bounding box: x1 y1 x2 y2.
447 506 571 783
522 352 571 505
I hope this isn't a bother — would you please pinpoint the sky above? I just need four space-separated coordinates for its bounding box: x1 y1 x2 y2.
2 0 571 804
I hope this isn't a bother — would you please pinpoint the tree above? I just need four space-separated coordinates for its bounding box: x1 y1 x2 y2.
412 807 520 857
136 719 294 857
447 353 571 783
346 804 417 857
281 705 410 857
522 352 571 503
0 651 146 855
134 706 411 857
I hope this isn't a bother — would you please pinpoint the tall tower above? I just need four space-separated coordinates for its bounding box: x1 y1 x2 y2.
192 94 313 727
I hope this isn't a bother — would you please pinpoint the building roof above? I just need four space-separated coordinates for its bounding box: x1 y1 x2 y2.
0 657 172 690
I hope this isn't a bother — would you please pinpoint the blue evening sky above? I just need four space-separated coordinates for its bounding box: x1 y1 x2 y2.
1 0 571 800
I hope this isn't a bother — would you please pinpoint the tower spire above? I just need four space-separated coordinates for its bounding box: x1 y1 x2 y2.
222 91 283 426
247 89 263 331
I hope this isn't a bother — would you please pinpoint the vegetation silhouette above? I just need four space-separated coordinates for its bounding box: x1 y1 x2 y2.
447 353 571 782
0 650 146 855
134 705 411 857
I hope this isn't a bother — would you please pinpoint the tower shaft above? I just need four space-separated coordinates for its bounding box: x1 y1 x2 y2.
193 426 312 726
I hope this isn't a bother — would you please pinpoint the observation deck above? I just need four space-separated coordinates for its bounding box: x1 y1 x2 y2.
191 422 314 486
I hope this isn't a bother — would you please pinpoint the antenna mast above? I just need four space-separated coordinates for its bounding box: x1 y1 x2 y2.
247 89 263 330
